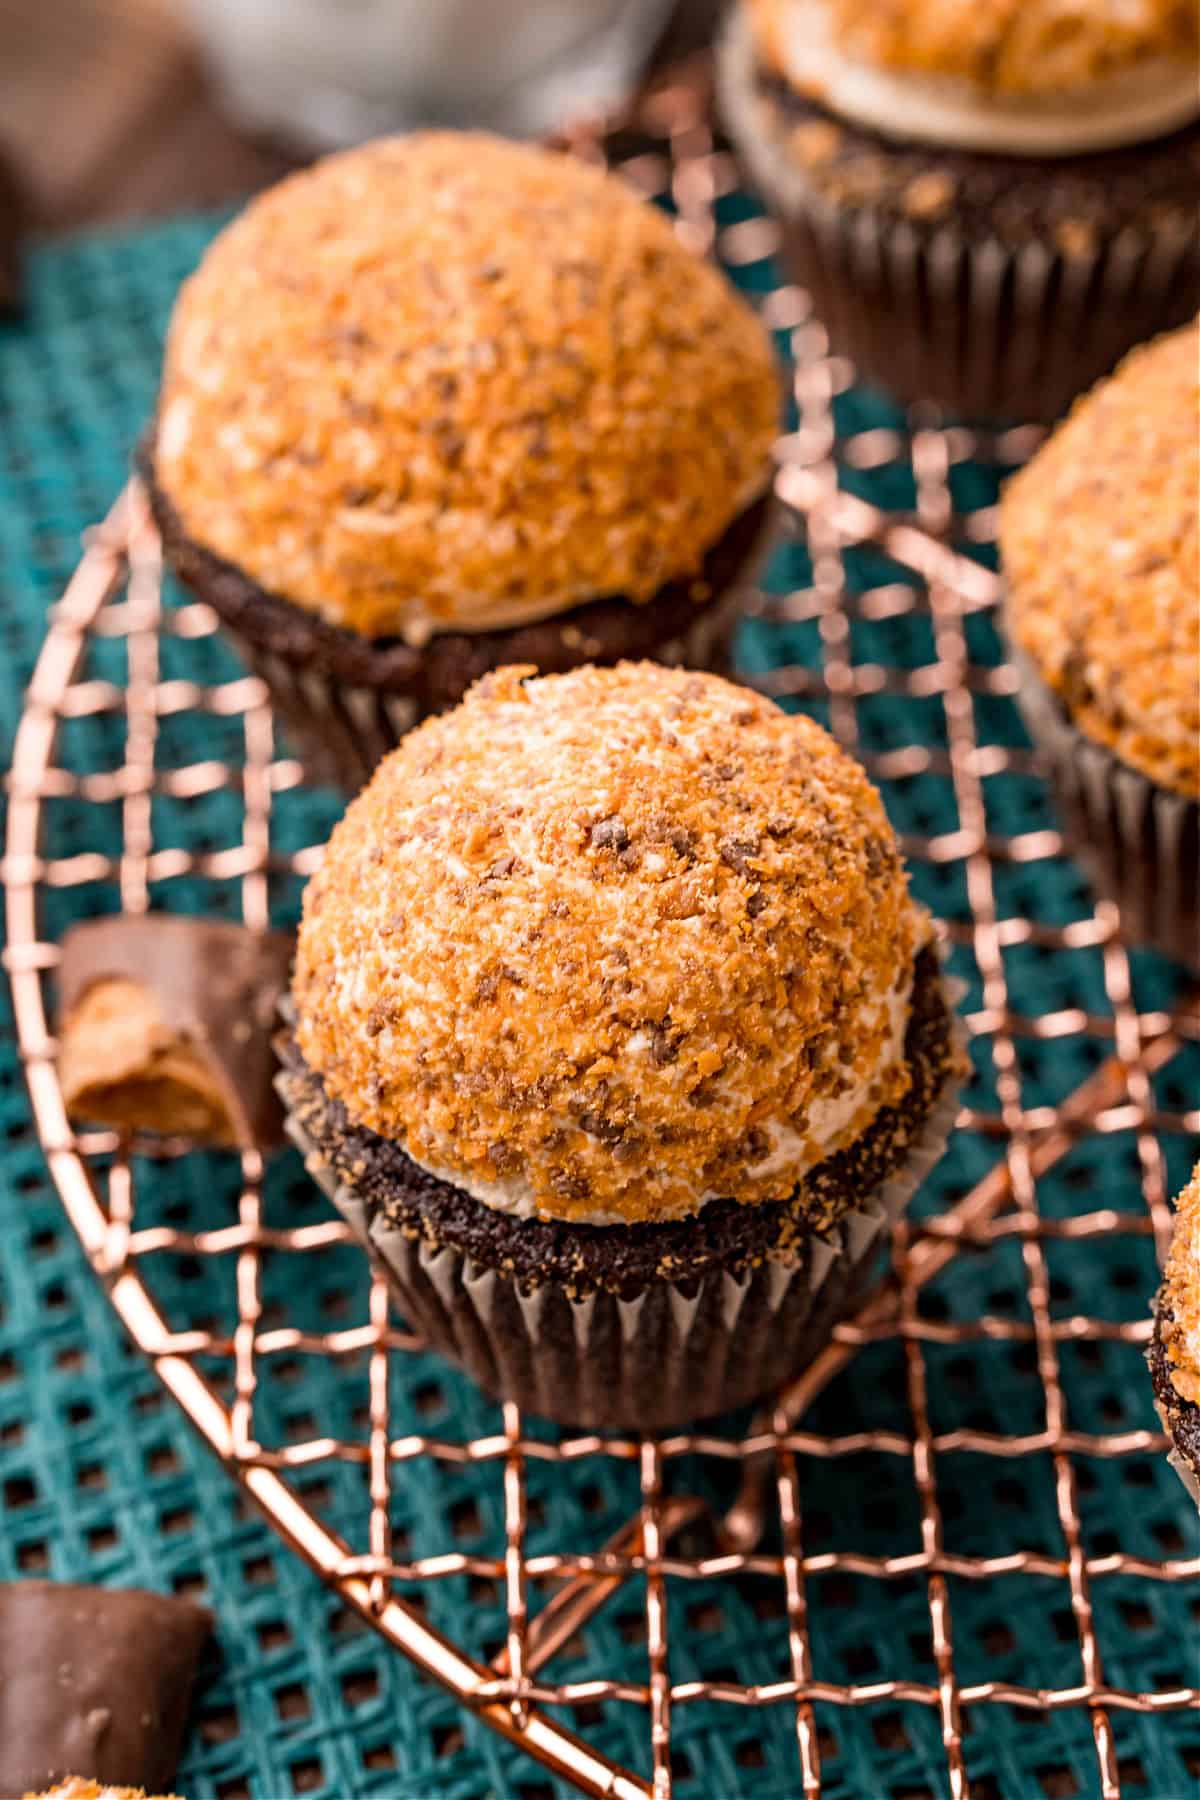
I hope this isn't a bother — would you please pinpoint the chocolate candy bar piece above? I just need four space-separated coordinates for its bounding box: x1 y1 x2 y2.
57 914 294 1150
0 1581 211 1795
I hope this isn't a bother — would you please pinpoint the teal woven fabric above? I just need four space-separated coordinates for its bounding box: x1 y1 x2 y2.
0 203 1197 1800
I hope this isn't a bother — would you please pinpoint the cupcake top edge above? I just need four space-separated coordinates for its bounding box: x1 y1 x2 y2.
1161 1161 1200 1405
747 0 1200 154
292 661 928 1227
1000 318 1200 799
153 131 780 646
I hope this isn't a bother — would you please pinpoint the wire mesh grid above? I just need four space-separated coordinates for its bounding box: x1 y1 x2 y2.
4 65 1200 1800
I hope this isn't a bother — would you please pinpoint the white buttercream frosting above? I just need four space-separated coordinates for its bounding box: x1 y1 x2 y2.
770 0 1200 155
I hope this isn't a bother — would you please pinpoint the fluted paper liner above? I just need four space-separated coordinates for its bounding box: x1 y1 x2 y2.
1009 644 1198 968
1162 1430 1200 1512
282 1001 963 1430
717 13 1199 422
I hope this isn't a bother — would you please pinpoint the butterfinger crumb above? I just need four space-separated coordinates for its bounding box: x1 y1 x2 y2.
902 171 956 218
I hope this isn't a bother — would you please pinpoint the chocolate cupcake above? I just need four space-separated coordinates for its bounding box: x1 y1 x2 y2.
1000 320 1199 966
1149 1164 1200 1508
143 133 780 789
279 661 964 1429
717 0 1200 420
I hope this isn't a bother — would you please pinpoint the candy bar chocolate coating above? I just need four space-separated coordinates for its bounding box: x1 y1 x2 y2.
0 1581 211 1795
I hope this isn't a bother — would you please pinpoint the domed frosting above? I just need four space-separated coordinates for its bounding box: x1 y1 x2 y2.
1002 319 1199 798
293 662 925 1225
154 133 779 646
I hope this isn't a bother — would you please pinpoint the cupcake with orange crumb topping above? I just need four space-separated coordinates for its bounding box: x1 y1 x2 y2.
143 132 780 789
1000 320 1199 965
718 0 1200 419
278 661 964 1429
1149 1163 1200 1508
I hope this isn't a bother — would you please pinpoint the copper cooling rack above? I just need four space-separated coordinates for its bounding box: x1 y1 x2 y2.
5 66 1200 1800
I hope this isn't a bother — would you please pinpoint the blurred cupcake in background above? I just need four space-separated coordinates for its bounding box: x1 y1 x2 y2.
1150 1163 1200 1509
144 133 780 788
278 661 965 1430
718 0 1200 420
999 319 1199 966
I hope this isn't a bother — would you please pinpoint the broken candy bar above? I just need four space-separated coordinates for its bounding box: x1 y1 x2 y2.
0 1580 211 1796
57 914 294 1151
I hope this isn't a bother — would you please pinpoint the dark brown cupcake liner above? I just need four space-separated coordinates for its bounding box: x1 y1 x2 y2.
1009 644 1199 968
279 984 963 1431
716 14 1200 421
1148 1298 1200 1510
143 448 776 791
